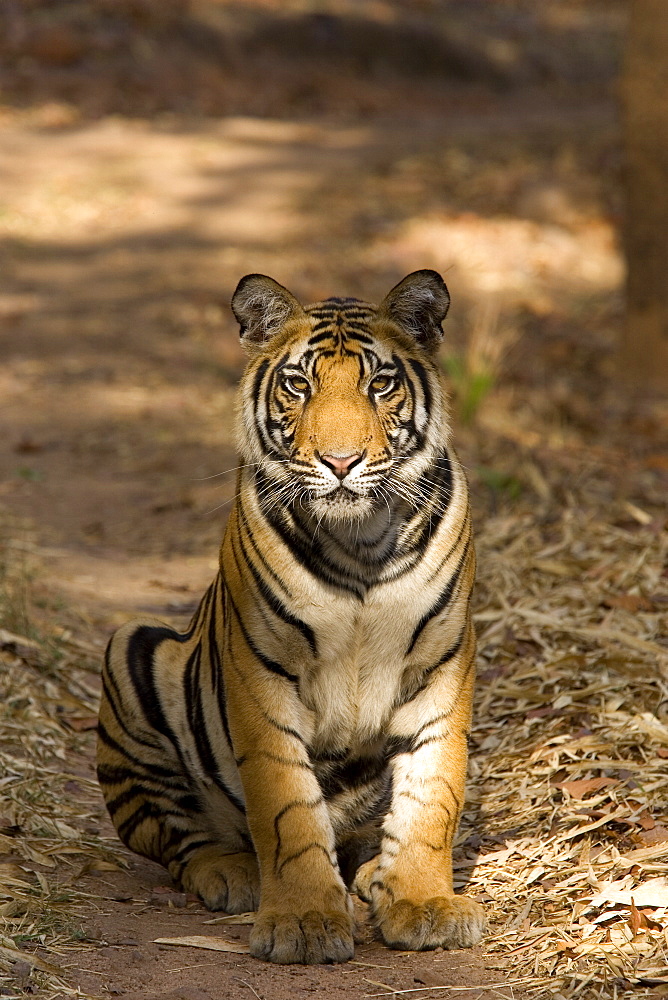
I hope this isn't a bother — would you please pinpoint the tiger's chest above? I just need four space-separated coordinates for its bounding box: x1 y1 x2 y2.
291 569 451 754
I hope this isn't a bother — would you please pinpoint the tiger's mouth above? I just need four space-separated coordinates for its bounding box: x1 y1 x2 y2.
304 481 381 525
320 485 360 503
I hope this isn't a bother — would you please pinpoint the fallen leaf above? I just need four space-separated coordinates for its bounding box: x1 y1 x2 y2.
0 945 64 976
603 594 655 613
629 898 643 936
0 628 43 664
635 809 656 831
63 715 98 732
590 876 668 909
154 935 250 954
621 843 668 864
413 966 449 986
78 859 122 874
553 776 619 799
638 825 668 846
21 844 56 869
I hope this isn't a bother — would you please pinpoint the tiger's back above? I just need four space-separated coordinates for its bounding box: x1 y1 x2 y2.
98 270 485 964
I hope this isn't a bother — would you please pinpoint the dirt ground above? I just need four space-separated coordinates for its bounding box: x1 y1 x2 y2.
1 2 667 999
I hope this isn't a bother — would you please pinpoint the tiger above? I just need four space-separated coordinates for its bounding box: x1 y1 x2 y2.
97 268 486 965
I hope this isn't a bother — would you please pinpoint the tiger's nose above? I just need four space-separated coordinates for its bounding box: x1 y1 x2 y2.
319 452 363 480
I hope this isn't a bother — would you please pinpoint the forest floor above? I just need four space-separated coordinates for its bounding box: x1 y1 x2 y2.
1 3 667 999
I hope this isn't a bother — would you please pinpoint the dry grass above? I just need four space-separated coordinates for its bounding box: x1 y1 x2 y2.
0 520 115 998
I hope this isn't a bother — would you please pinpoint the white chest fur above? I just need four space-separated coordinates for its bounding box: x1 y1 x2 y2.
294 553 457 753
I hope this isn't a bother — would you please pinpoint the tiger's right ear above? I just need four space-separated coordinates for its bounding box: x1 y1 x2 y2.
231 274 305 346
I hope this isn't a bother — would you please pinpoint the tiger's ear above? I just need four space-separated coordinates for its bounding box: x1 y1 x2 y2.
378 269 450 350
231 274 305 346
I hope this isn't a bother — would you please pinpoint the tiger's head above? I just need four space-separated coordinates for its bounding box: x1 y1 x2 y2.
232 270 452 525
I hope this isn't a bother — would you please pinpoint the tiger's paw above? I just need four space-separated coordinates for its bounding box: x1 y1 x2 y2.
178 848 260 913
250 909 355 965
374 896 486 951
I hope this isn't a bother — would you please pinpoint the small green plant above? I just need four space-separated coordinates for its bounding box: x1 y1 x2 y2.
16 466 43 482
443 298 516 424
0 527 34 638
443 353 495 424
476 465 523 501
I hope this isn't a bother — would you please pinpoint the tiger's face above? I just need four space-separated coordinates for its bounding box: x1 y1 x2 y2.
232 271 452 524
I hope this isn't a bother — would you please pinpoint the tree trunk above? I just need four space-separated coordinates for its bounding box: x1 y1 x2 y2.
620 0 668 391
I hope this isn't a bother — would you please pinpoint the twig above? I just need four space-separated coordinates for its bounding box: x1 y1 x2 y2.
364 980 535 997
234 978 264 1000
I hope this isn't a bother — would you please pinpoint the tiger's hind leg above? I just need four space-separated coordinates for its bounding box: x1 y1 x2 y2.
163 788 260 912
175 846 259 912
99 756 261 912
97 619 260 914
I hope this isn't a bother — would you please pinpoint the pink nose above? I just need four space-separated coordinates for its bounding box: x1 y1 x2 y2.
320 452 363 480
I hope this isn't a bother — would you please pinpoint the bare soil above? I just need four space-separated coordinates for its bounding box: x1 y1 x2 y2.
2 3 666 998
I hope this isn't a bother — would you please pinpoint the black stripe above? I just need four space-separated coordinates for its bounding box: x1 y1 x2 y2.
425 505 469 584
262 714 307 744
236 527 318 655
117 799 178 844
317 754 389 800
184 642 230 791
405 540 469 655
253 751 311 768
386 734 416 756
105 785 201 817
276 843 334 876
392 353 425 451
406 357 433 421
251 358 270 405
208 585 235 752
396 628 468 710
308 330 335 345
343 331 374 344
273 798 324 867
256 477 365 597
227 589 299 683
186 581 215 635
101 671 163 753
167 835 217 866
96 721 179 779
260 353 289 454
127 627 184 736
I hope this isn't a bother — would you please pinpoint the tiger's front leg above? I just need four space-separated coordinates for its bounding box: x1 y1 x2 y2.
225 654 354 965
366 632 486 951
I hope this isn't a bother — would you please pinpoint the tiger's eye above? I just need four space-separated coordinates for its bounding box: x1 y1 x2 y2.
370 375 395 394
283 375 309 394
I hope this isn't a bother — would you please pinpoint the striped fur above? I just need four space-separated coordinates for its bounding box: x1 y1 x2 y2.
97 269 486 964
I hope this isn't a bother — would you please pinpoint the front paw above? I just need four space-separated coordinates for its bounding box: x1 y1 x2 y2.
250 909 355 964
374 896 486 951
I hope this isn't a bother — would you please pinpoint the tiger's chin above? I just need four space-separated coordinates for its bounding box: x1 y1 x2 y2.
307 489 377 525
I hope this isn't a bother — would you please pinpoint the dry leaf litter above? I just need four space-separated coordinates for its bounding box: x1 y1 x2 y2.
0 519 116 999
0 446 667 1000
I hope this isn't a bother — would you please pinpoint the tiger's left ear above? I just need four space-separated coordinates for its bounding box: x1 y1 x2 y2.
231 274 305 347
378 269 450 351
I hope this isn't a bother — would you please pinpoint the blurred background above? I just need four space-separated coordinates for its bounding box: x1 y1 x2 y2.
0 0 665 586
0 4 667 997
0 0 665 589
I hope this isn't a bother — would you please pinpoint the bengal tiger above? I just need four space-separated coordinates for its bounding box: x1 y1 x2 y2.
97 269 485 965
